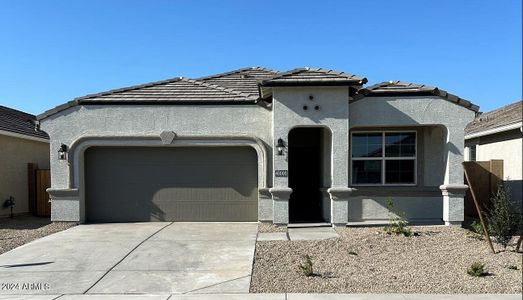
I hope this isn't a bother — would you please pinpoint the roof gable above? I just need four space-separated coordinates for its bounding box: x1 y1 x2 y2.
354 80 479 112
0 105 49 140
259 67 367 87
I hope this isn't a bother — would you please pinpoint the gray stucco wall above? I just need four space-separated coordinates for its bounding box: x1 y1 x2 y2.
40 104 272 222
41 92 475 225
272 86 349 188
350 96 474 185
0 134 50 217
349 96 475 223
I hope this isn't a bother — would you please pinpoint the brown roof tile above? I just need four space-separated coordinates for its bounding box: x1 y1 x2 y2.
259 67 367 86
465 101 522 135
199 67 279 97
353 80 480 112
0 105 49 139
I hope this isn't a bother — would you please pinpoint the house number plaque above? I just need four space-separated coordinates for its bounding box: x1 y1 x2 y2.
275 170 288 177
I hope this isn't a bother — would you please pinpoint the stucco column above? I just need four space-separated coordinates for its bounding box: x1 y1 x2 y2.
269 187 292 226
258 188 273 222
47 188 81 222
328 187 353 227
440 184 468 226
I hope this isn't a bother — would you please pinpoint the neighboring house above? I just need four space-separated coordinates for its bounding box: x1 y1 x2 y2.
0 105 50 218
37 67 478 226
465 100 523 211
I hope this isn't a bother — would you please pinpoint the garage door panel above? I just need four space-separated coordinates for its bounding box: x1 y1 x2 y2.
85 147 258 222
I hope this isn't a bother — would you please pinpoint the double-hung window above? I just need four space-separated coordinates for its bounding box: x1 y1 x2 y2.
351 131 416 185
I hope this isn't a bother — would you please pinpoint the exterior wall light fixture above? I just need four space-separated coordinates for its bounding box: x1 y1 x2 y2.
276 138 285 156
58 144 68 160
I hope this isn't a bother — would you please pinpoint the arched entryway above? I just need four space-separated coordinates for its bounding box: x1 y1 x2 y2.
288 127 332 223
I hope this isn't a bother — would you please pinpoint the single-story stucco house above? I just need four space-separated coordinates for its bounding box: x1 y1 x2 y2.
465 100 522 211
37 67 479 226
0 105 50 218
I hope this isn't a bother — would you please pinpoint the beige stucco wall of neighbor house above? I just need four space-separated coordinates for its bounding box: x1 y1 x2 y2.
0 134 50 218
40 104 272 222
465 128 523 209
349 96 476 224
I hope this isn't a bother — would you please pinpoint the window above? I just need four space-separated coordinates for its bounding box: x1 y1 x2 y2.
351 131 416 185
469 145 477 161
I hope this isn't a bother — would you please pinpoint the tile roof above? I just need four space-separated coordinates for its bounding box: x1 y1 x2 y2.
259 67 367 86
74 77 256 103
199 67 279 97
465 100 522 136
353 81 480 112
38 77 258 119
37 67 478 120
0 105 49 140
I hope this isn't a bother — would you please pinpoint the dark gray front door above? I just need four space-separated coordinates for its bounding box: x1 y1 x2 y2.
85 146 258 222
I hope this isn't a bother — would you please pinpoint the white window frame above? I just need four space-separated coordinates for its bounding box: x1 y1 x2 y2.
350 130 417 186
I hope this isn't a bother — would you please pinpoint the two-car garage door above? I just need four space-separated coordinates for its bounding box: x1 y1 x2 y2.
84 147 258 222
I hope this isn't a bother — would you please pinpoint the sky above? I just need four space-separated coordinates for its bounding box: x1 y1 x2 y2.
0 0 521 115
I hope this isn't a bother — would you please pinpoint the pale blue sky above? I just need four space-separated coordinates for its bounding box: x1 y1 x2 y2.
1 0 521 115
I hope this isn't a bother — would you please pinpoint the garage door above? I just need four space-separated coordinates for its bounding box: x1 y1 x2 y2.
85 146 258 222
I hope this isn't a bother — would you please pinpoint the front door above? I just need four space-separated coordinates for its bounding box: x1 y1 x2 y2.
288 128 324 223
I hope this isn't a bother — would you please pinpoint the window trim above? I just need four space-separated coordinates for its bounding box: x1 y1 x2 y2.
350 130 418 186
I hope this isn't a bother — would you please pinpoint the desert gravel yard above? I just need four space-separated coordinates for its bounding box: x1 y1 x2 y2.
0 216 76 254
250 226 522 294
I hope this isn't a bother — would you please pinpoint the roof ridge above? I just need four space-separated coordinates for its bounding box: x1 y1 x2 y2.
75 77 184 102
196 66 279 80
364 81 437 91
262 67 367 84
185 78 256 100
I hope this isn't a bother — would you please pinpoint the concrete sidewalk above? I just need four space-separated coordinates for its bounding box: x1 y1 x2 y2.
0 293 521 299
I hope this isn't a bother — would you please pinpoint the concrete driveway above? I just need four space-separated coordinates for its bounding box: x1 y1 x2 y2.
0 222 258 296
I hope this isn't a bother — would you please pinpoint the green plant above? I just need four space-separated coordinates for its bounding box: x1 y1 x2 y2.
466 220 484 240
470 220 482 234
467 261 487 277
299 255 314 277
487 183 516 249
384 197 413 237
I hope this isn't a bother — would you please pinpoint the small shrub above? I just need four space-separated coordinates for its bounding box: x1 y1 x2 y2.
507 265 518 270
348 250 358 256
384 197 413 237
299 255 314 277
466 220 484 240
487 183 516 249
467 261 487 277
470 220 482 234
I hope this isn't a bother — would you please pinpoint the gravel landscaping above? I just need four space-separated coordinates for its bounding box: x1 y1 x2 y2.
0 215 76 255
258 222 288 233
250 226 522 294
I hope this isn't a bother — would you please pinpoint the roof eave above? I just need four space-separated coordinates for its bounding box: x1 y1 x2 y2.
259 79 366 87
465 121 523 139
